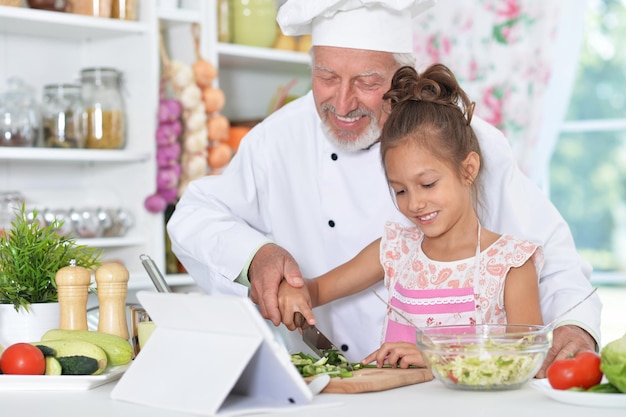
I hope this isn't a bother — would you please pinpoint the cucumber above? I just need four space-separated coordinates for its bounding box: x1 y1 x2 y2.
57 356 100 375
45 356 62 375
36 345 56 357
33 340 107 375
41 329 133 366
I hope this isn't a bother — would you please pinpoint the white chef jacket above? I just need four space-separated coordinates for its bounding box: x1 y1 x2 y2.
167 91 602 361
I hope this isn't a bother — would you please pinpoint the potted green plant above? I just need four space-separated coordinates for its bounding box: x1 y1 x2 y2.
0 204 102 347
0 203 102 310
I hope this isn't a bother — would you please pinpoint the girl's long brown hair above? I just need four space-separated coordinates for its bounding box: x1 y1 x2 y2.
380 64 482 188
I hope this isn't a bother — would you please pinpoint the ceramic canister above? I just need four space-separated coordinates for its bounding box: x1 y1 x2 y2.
230 0 278 48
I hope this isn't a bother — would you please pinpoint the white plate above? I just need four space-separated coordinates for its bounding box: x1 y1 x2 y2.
532 379 626 408
0 364 130 391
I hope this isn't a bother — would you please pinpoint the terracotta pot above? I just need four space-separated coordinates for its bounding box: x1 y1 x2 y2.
0 302 60 348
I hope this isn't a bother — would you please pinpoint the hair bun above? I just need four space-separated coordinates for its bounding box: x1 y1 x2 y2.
384 64 475 125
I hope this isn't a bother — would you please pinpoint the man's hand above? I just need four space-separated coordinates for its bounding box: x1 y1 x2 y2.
248 243 304 326
535 325 597 378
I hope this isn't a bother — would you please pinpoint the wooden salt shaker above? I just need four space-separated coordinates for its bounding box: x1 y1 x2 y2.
55 260 92 330
95 262 129 339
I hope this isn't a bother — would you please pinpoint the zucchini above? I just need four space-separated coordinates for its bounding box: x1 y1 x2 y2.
45 357 62 375
57 356 100 375
41 329 133 366
33 340 107 375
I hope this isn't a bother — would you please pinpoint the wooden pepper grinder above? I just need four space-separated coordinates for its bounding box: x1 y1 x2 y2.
95 262 129 339
55 260 92 330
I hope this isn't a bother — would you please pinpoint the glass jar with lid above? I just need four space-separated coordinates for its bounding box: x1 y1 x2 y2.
42 84 86 148
111 0 138 20
0 77 39 147
66 0 111 17
80 68 126 150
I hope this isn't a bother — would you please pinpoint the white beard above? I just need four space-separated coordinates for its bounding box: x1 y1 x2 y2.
320 105 382 152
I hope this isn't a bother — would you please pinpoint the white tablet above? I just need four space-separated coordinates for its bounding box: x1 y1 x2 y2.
111 291 314 416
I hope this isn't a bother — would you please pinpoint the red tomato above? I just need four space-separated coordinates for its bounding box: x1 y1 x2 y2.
0 343 46 375
447 370 459 384
546 351 603 390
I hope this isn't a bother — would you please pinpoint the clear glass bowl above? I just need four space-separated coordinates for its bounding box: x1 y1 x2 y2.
416 324 552 391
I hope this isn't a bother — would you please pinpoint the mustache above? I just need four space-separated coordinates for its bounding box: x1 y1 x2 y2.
321 103 372 119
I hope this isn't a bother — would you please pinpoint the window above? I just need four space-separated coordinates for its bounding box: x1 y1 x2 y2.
549 0 626 283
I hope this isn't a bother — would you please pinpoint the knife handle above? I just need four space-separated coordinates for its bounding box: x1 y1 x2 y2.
294 311 306 328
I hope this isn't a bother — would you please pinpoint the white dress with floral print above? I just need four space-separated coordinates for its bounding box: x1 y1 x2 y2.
379 221 544 344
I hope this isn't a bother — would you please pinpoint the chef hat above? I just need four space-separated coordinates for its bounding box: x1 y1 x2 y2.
277 0 436 53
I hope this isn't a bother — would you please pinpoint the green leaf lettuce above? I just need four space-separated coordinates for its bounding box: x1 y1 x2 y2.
600 333 626 393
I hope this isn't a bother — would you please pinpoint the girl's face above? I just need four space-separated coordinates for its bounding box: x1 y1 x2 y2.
385 141 477 239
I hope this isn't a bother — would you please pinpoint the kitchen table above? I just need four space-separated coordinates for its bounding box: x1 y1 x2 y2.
0 377 624 417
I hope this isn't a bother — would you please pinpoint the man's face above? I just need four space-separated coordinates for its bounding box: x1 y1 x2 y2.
311 46 399 151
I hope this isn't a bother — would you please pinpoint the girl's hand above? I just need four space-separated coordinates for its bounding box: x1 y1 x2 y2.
361 342 426 369
277 279 316 331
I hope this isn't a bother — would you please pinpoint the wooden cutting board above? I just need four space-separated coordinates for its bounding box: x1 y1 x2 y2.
310 367 434 394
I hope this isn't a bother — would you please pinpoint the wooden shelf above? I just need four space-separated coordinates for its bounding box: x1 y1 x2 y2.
0 6 148 40
76 236 145 248
0 148 150 164
0 1 190 295
218 42 310 73
157 8 200 28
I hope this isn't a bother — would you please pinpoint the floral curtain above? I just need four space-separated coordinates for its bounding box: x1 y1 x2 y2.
411 0 586 181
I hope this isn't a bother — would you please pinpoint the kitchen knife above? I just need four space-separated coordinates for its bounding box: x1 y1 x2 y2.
294 311 340 358
140 254 173 293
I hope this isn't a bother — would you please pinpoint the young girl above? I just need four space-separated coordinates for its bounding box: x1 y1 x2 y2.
278 64 544 368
